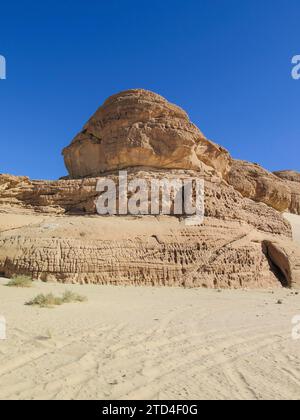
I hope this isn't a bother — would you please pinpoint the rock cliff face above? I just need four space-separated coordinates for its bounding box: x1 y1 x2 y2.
0 169 298 289
0 212 292 289
1 89 300 289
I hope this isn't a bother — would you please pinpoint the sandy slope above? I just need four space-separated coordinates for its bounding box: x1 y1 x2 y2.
0 279 300 400
284 213 300 244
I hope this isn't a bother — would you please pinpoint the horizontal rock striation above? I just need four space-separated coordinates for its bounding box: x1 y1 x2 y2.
0 213 293 289
0 169 298 288
0 170 292 236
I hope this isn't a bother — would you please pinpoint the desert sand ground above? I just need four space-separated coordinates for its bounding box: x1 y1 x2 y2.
1 281 300 400
285 212 300 244
0 214 299 400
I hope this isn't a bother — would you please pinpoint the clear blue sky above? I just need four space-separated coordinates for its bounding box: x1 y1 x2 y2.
0 0 299 180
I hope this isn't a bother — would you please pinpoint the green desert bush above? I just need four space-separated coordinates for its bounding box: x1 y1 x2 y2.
6 275 33 288
26 290 87 308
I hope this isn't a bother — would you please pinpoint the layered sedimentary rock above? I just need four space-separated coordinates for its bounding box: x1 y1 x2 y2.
0 212 291 289
63 89 231 178
0 168 298 288
1 89 300 288
0 170 292 235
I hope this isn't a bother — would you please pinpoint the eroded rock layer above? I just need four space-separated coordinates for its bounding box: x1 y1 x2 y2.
0 214 288 289
1 169 299 288
0 170 292 236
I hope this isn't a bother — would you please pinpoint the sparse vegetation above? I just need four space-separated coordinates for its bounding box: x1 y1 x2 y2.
25 290 87 308
61 290 87 303
26 293 63 308
6 275 33 288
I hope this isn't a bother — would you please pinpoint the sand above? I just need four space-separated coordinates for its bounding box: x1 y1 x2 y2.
284 212 300 244
0 213 300 400
0 279 300 400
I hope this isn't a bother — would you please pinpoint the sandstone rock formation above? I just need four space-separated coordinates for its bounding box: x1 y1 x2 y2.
0 168 297 289
0 210 291 289
0 169 291 235
63 89 231 178
225 160 292 212
274 170 300 215
274 170 300 183
1 89 300 289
